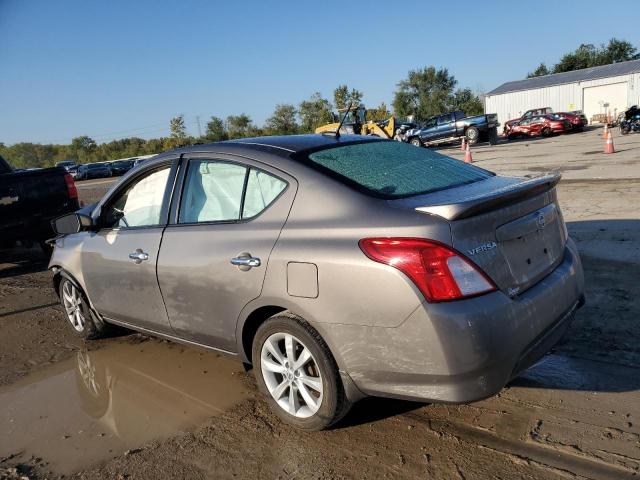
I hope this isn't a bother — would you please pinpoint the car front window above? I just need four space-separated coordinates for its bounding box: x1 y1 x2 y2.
102 166 170 229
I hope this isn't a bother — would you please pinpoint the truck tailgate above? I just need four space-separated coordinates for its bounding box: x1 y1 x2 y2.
0 167 77 238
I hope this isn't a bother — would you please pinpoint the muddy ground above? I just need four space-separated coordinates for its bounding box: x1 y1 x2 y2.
1 127 639 479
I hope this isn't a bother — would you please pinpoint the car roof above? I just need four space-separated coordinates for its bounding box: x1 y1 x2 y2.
168 134 384 157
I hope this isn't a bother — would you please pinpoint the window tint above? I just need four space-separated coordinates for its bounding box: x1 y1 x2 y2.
179 161 246 223
424 117 437 128
243 169 287 218
304 141 493 199
103 166 170 228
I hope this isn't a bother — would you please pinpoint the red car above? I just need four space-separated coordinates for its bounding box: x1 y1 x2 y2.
507 114 572 139
504 107 587 135
504 107 553 134
554 111 588 131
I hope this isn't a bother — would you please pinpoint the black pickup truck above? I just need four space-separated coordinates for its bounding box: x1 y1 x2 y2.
0 155 79 251
405 110 499 147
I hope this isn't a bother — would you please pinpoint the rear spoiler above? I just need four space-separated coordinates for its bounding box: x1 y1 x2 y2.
415 172 561 221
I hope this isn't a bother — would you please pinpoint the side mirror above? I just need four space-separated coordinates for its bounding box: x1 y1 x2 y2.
52 213 94 235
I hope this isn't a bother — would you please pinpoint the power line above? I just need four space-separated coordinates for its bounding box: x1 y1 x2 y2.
39 119 200 145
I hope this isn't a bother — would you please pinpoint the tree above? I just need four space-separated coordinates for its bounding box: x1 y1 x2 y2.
451 88 484 116
598 38 639 64
365 102 391 122
71 136 97 151
204 116 228 142
392 66 458 121
554 43 598 73
298 92 334 132
528 39 639 77
226 114 254 139
169 115 187 140
265 104 299 135
527 63 550 78
333 84 363 110
69 136 97 163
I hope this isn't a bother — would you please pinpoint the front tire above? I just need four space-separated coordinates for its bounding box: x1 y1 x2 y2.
59 278 108 339
252 313 351 430
410 137 422 147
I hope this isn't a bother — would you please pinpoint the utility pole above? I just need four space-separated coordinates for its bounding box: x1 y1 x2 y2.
196 116 202 137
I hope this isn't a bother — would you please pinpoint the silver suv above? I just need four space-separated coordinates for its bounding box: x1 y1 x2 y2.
50 135 584 430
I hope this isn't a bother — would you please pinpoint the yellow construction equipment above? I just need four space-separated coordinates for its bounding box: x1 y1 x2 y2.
315 105 402 139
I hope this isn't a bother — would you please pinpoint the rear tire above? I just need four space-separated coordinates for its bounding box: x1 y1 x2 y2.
541 127 552 137
465 126 479 145
59 278 108 340
252 313 351 431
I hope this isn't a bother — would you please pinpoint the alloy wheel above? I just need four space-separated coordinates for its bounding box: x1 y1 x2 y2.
260 332 323 418
62 281 86 332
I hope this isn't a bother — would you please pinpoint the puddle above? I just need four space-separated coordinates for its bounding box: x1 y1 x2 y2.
0 340 250 474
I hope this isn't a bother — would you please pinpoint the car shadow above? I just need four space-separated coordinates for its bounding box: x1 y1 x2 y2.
334 396 424 429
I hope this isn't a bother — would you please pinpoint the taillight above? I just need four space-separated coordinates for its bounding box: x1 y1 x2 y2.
359 238 496 302
64 173 78 200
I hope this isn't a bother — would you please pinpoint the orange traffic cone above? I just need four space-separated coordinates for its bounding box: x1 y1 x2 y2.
602 123 608 137
604 128 615 154
464 142 473 163
460 137 466 151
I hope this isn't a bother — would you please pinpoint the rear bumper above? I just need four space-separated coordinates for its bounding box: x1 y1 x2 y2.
320 238 585 403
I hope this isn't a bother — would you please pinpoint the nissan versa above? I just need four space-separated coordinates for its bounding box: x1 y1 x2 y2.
49 135 585 430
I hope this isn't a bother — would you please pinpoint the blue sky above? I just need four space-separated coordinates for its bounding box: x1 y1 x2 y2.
1 0 638 145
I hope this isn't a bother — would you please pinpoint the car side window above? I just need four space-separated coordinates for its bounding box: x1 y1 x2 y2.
179 161 247 223
178 160 287 224
424 118 437 129
102 166 171 229
242 169 287 218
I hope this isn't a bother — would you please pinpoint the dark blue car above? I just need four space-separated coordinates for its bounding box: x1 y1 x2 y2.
75 163 112 180
406 111 499 147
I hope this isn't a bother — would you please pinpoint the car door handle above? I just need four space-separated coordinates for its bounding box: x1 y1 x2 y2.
128 250 149 263
230 256 261 268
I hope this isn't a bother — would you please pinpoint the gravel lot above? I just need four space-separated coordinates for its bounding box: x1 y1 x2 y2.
1 126 639 479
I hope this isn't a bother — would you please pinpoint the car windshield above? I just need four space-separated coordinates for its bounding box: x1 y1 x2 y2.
113 160 132 167
88 163 105 169
303 140 493 199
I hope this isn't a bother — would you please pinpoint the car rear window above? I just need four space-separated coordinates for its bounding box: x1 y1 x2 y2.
303 141 493 199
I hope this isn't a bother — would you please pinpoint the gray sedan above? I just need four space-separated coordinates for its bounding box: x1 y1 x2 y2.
50 135 585 430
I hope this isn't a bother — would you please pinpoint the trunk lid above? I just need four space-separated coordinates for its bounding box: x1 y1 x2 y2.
394 173 567 296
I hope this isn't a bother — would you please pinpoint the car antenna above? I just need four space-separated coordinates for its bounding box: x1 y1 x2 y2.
324 102 353 139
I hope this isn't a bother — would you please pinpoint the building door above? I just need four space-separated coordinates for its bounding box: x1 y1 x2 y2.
583 83 628 122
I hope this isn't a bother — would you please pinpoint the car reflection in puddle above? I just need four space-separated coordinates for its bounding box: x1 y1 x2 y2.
0 340 250 474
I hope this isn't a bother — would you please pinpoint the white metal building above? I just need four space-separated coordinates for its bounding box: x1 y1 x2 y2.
485 59 640 125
